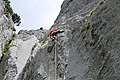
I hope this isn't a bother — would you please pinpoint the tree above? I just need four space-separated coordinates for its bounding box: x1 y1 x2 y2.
3 0 21 26
12 13 21 26
40 27 43 30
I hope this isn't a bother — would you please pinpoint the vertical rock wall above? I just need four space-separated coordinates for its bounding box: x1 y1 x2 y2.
7 29 49 80
0 0 14 59
54 0 120 80
1 0 120 80
0 0 14 80
18 0 120 80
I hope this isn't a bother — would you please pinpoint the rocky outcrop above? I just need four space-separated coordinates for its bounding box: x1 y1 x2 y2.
1 0 120 80
16 0 120 80
0 0 14 79
54 0 120 80
7 29 48 80
0 0 14 59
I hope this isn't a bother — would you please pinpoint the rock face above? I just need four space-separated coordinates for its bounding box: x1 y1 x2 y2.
1 0 120 80
0 0 14 59
0 0 14 79
7 29 48 80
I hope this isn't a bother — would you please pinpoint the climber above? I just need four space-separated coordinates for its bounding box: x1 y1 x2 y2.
50 29 64 41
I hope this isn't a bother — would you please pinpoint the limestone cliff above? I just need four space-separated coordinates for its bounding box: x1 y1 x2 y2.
0 0 14 59
0 0 120 80
0 0 14 79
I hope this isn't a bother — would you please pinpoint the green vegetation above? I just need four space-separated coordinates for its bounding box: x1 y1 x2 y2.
2 44 17 55
90 7 97 15
84 19 90 30
3 0 21 26
90 0 104 15
85 19 88 23
12 13 21 26
39 41 45 47
85 25 89 30
41 42 44 46
11 27 16 31
97 0 104 7
86 0 105 29
2 36 16 55
11 36 14 41
3 0 13 15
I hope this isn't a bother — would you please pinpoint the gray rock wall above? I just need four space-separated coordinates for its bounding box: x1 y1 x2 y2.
1 0 120 80
18 0 120 80
0 0 14 80
7 29 48 80
54 0 120 80
0 0 14 59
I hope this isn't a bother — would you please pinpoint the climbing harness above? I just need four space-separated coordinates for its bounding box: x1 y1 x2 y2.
54 38 57 80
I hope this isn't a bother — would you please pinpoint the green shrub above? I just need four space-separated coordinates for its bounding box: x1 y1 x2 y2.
2 44 17 55
97 0 104 7
3 0 10 6
3 0 13 15
90 7 97 15
12 13 21 26
11 37 14 40
85 19 88 23
3 0 21 26
90 0 104 15
2 34 16 55
5 4 13 15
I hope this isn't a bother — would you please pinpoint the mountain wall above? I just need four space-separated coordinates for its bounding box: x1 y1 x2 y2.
0 0 14 60
0 0 14 79
0 0 120 80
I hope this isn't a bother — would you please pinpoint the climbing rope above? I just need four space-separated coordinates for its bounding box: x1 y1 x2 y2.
54 38 57 80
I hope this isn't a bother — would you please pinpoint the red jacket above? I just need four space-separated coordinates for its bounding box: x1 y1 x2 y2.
50 29 57 38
